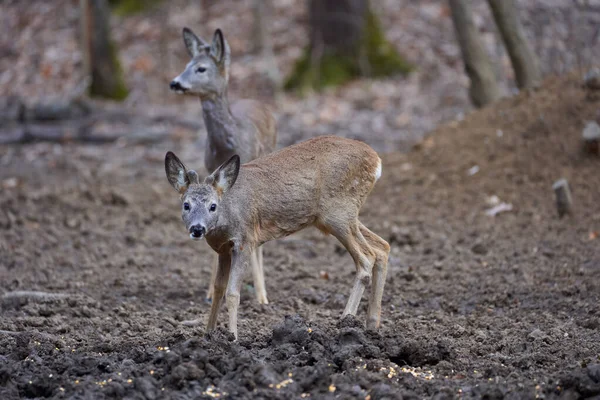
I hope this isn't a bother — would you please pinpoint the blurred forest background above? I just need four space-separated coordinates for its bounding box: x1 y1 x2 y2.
1 0 599 152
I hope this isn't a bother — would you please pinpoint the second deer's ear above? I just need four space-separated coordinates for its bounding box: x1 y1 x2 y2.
182 27 206 58
165 151 191 194
205 154 240 196
210 29 226 64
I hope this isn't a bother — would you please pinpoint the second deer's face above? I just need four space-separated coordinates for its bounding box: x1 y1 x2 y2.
170 55 223 98
170 28 229 99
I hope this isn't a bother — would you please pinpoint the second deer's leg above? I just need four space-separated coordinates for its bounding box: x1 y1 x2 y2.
206 252 231 332
359 222 390 329
251 246 268 304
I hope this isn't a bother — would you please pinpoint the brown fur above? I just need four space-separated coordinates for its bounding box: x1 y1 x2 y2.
167 136 390 339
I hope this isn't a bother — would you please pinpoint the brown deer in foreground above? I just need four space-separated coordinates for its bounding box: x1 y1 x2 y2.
165 136 390 339
170 28 276 305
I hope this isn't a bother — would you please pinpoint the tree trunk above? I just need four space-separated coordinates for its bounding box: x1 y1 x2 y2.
308 0 368 62
285 0 411 91
449 0 500 107
80 0 128 100
487 0 541 89
252 0 281 89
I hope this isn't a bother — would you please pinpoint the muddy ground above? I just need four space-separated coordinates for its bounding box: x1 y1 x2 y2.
1 75 600 399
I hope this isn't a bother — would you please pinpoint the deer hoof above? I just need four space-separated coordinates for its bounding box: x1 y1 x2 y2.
258 297 269 305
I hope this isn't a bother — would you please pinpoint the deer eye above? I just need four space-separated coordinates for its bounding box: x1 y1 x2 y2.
183 202 190 211
209 203 216 212
196 66 206 73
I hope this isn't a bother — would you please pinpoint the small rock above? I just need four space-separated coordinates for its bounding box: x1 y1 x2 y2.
471 242 488 255
587 364 600 383
528 328 547 341
584 121 600 140
104 191 130 206
582 121 600 155
64 217 80 229
584 68 600 90
2 177 19 189
467 165 480 176
474 329 487 341
486 195 501 206
452 324 466 337
389 226 418 246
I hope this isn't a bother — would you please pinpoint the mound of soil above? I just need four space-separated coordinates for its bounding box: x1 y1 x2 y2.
1 74 599 399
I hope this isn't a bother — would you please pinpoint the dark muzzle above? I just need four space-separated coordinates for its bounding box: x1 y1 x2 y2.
190 225 206 239
170 81 185 92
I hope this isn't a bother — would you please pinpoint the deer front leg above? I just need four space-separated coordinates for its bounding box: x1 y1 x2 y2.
206 253 219 302
206 252 231 332
226 244 252 340
251 246 268 304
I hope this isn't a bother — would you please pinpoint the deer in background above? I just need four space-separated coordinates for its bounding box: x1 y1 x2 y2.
170 28 277 305
165 136 390 339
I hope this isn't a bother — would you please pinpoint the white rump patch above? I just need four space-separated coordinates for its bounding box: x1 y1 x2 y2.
374 158 382 181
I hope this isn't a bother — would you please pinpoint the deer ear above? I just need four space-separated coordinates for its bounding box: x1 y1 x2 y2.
206 155 240 196
210 29 226 64
182 27 205 58
165 151 190 194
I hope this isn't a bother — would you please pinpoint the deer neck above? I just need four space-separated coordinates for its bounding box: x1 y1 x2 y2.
200 92 237 154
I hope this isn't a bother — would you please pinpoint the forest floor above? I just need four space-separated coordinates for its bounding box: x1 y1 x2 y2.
1 73 600 399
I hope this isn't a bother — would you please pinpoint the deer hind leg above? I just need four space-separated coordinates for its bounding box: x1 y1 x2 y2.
251 246 268 304
359 222 390 329
325 218 376 318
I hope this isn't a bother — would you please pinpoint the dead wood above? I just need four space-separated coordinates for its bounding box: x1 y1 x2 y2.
552 179 573 218
0 95 203 145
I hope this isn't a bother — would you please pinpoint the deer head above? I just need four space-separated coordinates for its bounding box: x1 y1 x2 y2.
165 151 240 240
169 28 231 99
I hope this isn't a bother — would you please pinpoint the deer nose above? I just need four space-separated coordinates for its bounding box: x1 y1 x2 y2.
190 225 206 239
170 80 183 91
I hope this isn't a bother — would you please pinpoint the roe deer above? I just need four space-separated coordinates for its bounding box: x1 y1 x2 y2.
165 136 390 339
170 28 276 305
